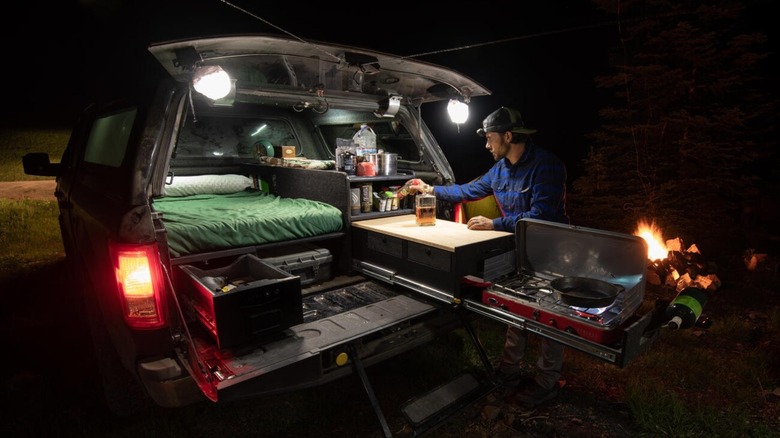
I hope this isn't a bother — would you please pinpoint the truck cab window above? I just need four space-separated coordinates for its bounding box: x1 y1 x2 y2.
84 108 137 167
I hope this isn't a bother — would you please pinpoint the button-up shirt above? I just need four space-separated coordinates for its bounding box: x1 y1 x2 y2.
434 141 569 232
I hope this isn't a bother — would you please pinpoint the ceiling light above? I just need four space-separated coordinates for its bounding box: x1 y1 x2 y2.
251 124 268 136
447 99 469 124
192 65 232 100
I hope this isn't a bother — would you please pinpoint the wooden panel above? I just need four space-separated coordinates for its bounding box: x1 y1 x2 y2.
351 215 512 252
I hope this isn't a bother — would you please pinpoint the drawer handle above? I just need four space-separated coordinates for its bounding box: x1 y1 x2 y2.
425 248 431 256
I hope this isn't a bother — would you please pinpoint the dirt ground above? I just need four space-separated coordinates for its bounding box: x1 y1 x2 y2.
0 180 57 201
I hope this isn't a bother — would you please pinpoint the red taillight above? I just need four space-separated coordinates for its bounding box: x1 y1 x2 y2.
110 242 166 329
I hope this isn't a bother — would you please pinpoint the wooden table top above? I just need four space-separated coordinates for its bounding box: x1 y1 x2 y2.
351 215 512 252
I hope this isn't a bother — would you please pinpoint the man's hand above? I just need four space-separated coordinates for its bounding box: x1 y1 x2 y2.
466 215 494 230
399 178 431 198
405 178 426 193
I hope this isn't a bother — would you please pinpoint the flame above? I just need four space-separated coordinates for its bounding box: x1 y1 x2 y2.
634 219 668 261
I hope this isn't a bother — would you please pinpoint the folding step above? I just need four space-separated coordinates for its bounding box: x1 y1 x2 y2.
401 373 494 435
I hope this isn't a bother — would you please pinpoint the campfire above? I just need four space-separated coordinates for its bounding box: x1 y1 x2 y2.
634 219 721 292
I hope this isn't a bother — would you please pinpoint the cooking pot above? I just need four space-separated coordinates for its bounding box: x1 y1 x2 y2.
379 153 397 175
549 277 624 308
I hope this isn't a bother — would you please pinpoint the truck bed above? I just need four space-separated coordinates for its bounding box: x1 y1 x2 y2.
176 275 462 403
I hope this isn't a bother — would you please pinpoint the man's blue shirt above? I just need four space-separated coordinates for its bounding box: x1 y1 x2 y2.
434 141 569 232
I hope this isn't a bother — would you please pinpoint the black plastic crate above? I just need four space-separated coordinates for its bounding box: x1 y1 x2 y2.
179 254 302 349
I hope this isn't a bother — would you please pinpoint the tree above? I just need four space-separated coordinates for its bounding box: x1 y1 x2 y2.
570 0 777 259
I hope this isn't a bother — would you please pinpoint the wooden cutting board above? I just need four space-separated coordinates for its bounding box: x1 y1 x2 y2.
351 215 512 252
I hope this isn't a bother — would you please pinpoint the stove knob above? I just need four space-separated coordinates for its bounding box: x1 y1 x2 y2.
548 318 557 327
565 326 577 335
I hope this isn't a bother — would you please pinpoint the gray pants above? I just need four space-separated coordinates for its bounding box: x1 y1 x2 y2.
500 325 564 390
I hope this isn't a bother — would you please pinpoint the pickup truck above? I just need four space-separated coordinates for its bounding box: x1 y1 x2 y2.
23 34 662 433
22 34 512 427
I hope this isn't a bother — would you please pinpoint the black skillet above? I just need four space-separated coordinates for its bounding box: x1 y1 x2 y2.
549 276 624 308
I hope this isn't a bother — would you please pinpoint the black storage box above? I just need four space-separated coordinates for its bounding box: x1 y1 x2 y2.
258 244 333 286
179 254 302 349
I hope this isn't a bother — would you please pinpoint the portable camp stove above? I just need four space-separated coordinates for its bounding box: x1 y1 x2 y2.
483 273 634 345
480 219 649 346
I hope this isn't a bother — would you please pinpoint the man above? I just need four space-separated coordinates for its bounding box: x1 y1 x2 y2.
403 106 569 408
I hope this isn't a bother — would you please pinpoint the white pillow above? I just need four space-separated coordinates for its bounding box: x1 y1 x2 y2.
165 174 252 197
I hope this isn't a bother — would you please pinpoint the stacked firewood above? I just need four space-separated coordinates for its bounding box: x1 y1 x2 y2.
645 237 721 292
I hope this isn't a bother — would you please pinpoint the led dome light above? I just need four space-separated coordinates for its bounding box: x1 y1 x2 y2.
192 65 232 100
447 99 469 124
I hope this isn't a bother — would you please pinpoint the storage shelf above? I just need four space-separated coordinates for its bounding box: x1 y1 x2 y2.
348 171 414 222
346 172 414 183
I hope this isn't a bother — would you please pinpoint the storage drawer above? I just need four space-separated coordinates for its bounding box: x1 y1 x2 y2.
179 254 302 349
367 232 403 258
407 241 451 272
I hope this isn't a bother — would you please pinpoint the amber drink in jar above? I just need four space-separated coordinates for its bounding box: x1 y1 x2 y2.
415 193 436 226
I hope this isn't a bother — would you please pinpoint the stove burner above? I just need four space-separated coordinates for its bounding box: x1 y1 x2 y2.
571 304 611 316
489 273 624 326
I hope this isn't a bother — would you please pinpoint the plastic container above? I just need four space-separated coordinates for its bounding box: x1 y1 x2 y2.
665 287 708 329
353 124 376 149
179 254 302 348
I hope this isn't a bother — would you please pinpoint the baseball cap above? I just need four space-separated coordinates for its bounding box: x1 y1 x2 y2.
476 107 537 137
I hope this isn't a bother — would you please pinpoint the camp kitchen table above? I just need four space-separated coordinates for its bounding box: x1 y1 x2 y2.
349 216 664 435
351 215 663 367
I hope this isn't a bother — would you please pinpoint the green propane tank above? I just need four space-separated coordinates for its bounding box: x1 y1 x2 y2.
665 287 708 329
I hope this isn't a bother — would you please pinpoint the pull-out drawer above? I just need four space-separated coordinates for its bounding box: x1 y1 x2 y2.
407 241 451 272
351 215 514 301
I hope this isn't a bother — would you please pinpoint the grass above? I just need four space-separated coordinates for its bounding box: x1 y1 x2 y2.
563 280 780 437
0 127 69 180
0 199 64 275
0 126 68 274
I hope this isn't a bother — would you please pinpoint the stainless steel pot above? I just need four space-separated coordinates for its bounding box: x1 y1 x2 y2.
379 153 397 175
549 277 624 308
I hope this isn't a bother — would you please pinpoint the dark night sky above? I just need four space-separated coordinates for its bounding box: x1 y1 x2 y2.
8 0 777 183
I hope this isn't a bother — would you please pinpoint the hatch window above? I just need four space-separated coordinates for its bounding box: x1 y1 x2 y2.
318 119 420 162
175 115 299 159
